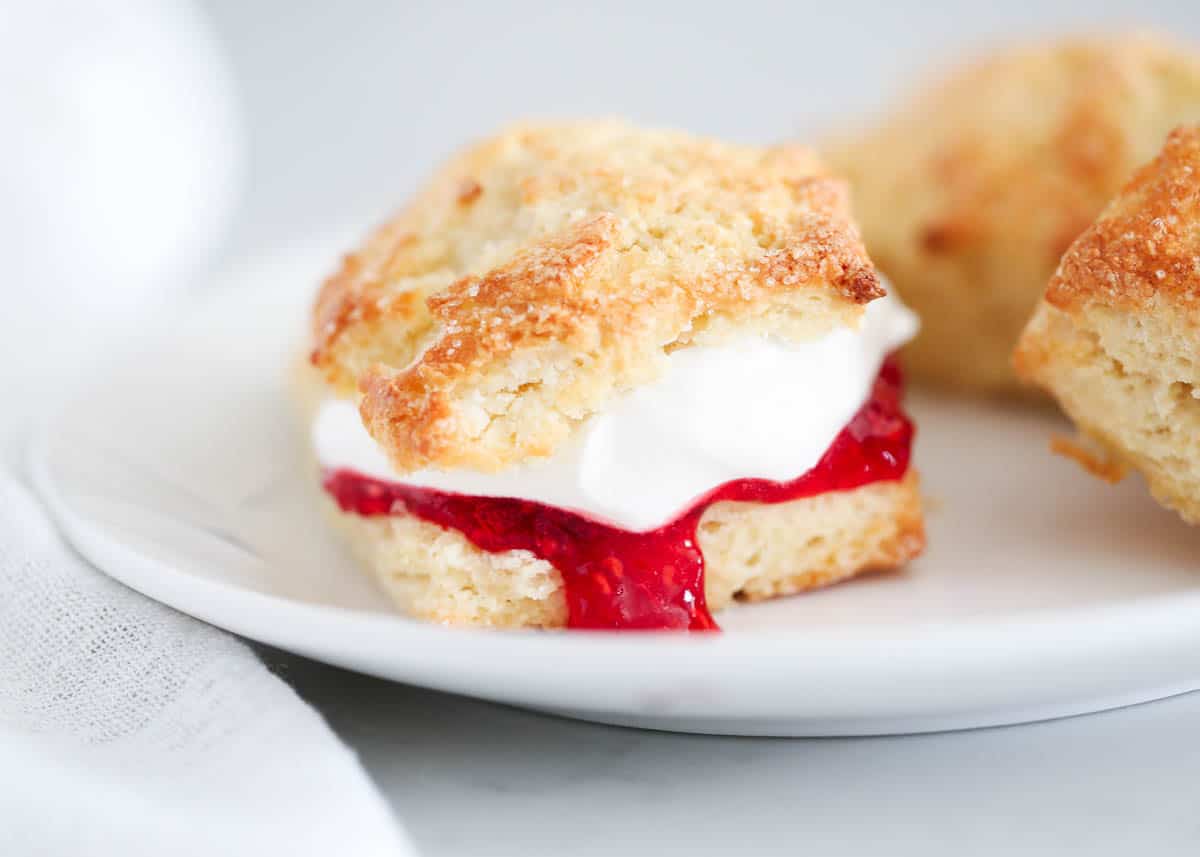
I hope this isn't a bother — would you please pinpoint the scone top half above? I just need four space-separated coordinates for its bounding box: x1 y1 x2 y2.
1017 125 1200 385
311 120 885 476
829 33 1200 395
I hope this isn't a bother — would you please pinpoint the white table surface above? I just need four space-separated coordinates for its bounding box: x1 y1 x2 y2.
193 2 1200 853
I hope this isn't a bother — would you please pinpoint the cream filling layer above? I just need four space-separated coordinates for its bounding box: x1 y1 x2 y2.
313 292 919 531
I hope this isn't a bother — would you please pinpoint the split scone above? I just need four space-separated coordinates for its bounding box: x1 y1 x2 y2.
828 33 1200 396
305 121 925 630
1015 125 1200 522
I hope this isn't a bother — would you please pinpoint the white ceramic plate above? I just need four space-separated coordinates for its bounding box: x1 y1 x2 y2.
32 236 1200 736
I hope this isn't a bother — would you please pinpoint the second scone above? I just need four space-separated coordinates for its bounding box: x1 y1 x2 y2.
829 33 1200 396
1015 125 1200 523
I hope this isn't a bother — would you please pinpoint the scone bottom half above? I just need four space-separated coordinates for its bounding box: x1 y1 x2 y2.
307 120 925 631
1015 124 1200 524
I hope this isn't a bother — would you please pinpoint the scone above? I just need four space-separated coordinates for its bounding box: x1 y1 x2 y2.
828 33 1200 396
304 120 925 630
1015 125 1200 522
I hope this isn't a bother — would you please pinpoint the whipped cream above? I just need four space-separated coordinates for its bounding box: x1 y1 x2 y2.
313 291 919 532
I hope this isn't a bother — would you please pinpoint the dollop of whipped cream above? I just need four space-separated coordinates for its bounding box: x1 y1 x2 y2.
313 291 919 532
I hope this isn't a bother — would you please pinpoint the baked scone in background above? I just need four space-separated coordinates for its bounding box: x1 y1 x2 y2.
828 33 1200 396
306 120 924 628
1015 125 1200 522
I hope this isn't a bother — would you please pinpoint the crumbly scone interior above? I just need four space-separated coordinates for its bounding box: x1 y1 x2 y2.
1018 302 1200 521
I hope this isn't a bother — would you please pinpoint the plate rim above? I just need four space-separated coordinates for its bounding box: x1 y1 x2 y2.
28 236 1200 735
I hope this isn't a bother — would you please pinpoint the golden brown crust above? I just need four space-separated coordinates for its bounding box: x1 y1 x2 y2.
1044 125 1200 315
828 33 1200 395
1048 434 1130 484
309 120 882 473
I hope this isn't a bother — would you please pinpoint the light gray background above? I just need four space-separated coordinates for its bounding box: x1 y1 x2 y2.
204 0 1200 256
202 2 1200 854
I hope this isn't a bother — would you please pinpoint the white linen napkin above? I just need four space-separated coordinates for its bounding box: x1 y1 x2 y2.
0 474 414 857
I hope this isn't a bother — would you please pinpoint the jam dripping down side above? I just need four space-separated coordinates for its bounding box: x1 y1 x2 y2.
324 358 913 631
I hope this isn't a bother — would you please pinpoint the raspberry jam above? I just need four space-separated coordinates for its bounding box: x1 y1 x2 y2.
325 359 912 631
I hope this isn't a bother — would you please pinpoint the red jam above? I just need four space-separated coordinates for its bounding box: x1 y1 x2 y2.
325 359 912 631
